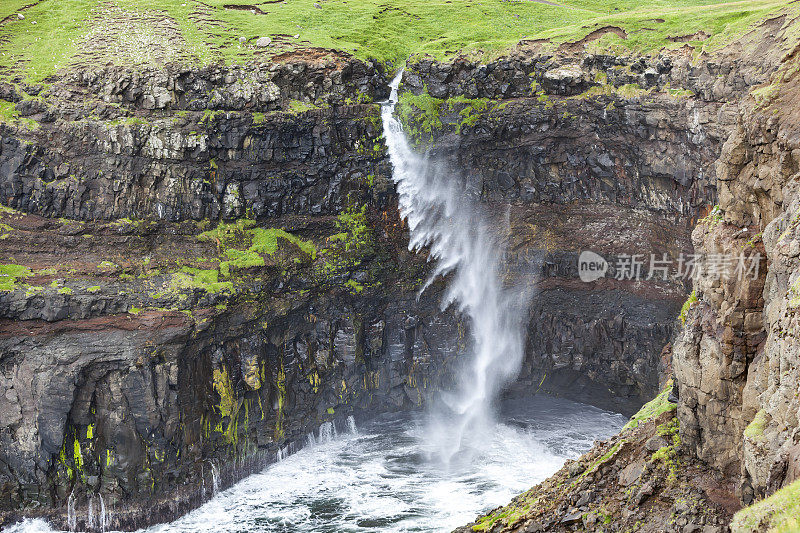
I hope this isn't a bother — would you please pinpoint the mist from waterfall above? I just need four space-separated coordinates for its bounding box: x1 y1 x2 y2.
381 72 529 465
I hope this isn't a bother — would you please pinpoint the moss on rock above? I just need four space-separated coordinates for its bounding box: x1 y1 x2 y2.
680 290 698 325
0 263 32 291
744 409 768 443
623 380 676 431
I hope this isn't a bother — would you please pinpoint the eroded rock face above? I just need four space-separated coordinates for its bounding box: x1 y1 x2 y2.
397 48 781 411
672 58 800 506
404 51 763 101
0 106 388 221
673 216 766 476
0 286 463 530
501 203 692 412
0 60 388 222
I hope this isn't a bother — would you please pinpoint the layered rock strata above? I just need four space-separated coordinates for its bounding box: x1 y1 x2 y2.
0 57 468 530
397 37 786 410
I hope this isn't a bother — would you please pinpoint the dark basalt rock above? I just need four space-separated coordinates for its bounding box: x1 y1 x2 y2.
0 58 390 222
0 287 465 531
0 104 390 222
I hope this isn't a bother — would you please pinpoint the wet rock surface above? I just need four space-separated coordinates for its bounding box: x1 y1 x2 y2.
0 288 463 531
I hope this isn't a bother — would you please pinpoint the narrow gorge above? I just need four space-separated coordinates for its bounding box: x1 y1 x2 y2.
1 0 800 532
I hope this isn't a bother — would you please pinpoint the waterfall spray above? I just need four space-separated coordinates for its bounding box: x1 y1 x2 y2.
210 461 220 495
318 421 337 443
381 72 528 464
306 431 318 447
346 415 358 434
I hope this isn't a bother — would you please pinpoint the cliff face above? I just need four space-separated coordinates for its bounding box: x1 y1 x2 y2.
674 48 800 508
0 57 470 530
396 33 786 411
0 59 388 221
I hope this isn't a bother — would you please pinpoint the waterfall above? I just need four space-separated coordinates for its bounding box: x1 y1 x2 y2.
66 491 77 532
381 72 528 464
87 495 95 530
99 494 108 532
306 431 317 447
210 461 220 495
318 421 337 443
276 446 289 462
346 415 357 434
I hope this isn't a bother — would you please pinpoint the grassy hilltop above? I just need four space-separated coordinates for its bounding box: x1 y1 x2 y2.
0 0 796 82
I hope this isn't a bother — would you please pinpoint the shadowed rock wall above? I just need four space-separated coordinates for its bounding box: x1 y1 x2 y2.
398 45 780 411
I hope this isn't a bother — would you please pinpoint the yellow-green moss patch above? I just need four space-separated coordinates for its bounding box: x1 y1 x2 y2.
680 290 698 324
623 380 676 431
0 263 32 291
744 409 768 443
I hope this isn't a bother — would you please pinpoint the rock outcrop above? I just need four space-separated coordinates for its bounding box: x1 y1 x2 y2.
673 46 800 508
455 390 738 533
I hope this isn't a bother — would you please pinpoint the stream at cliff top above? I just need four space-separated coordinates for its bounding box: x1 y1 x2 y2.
9 396 625 533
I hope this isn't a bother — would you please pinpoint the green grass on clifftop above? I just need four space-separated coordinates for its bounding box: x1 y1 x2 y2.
0 0 795 82
0 1 36 22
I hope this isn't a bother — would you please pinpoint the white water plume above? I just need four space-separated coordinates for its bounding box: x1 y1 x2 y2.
209 461 220 495
87 495 95 531
66 491 76 532
99 494 108 532
346 415 358 434
381 72 529 465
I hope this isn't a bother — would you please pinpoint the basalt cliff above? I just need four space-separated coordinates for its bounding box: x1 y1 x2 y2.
1 2 800 532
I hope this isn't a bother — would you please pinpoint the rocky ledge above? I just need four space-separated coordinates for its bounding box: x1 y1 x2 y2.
456 386 736 533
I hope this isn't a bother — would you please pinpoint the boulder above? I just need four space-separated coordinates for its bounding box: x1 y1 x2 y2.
618 459 645 487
